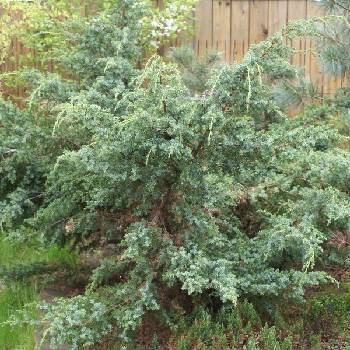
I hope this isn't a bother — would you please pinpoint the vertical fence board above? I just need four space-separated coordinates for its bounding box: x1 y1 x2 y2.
213 0 231 62
268 0 287 35
231 0 249 63
194 0 213 56
323 55 341 94
249 0 269 45
341 73 350 88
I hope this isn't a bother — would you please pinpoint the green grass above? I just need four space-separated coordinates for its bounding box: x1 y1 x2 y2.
0 236 77 349
0 283 37 350
0 238 40 350
0 238 77 268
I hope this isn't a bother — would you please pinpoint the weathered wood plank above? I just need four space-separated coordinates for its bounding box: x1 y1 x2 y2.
249 0 269 45
268 0 287 35
213 0 231 62
194 0 213 56
231 0 249 63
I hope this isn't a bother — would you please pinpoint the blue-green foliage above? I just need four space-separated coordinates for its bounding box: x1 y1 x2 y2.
30 23 350 347
0 101 59 232
313 0 350 77
0 1 145 237
2 3 350 348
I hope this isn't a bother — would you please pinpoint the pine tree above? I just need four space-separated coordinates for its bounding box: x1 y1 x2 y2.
312 0 350 134
275 0 350 112
314 0 350 79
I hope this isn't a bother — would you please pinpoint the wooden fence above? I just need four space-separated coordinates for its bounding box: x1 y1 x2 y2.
1 0 348 98
188 0 346 95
